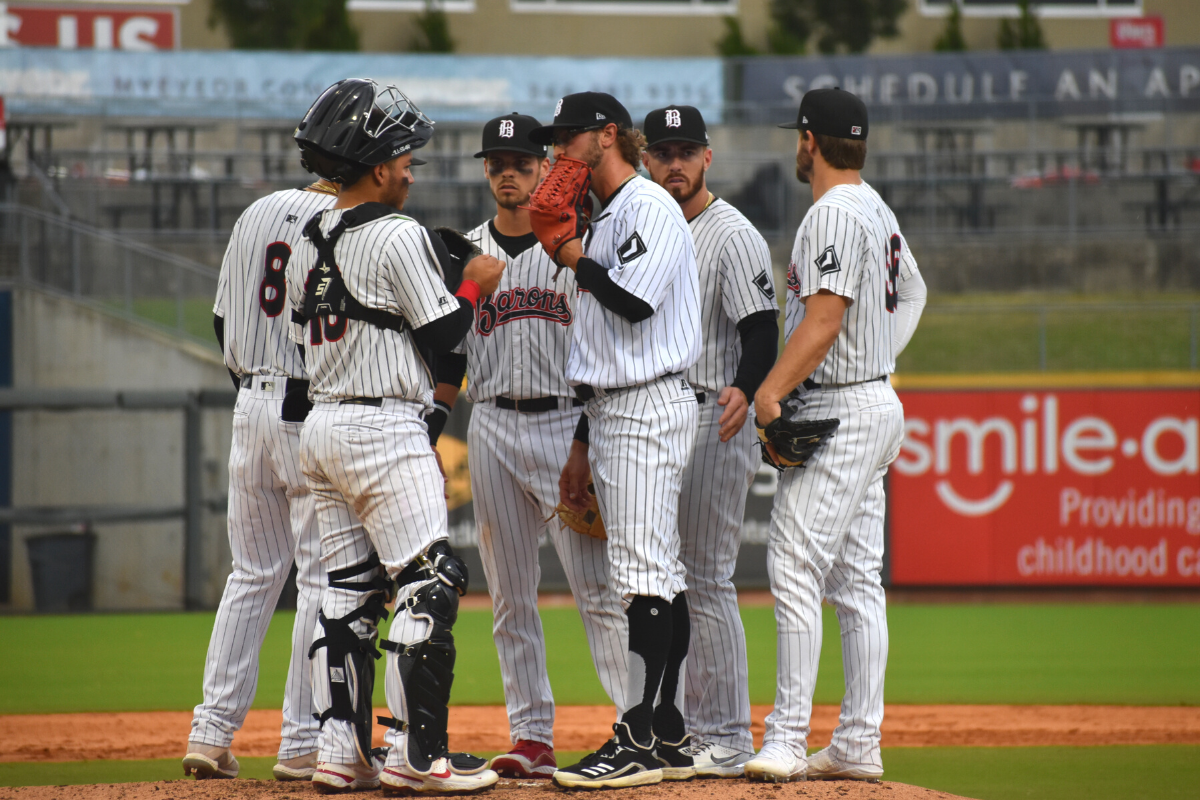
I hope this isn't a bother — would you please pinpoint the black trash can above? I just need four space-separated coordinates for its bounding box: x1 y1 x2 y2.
27 530 96 612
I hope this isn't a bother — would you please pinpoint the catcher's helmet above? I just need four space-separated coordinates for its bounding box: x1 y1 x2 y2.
294 79 434 183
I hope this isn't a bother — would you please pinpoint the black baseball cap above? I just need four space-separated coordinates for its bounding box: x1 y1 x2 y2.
474 113 547 159
780 87 868 141
643 105 708 148
528 92 633 146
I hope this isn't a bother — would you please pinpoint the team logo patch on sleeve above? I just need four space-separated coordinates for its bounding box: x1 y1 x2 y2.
753 270 776 299
814 245 841 275
616 232 647 265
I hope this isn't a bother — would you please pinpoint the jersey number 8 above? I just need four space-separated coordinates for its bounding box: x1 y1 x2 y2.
884 234 900 314
259 242 290 317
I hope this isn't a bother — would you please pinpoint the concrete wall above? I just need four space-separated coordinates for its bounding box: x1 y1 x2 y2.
5 286 233 611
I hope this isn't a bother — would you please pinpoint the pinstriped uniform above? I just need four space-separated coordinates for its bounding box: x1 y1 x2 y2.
679 200 777 753
285 206 459 765
191 188 333 760
765 181 910 768
572 176 701 606
459 221 630 746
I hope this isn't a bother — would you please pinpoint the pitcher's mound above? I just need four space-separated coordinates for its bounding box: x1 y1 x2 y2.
0 778 977 800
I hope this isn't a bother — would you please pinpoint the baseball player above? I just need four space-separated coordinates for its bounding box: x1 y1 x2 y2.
286 79 504 795
744 88 924 784
183 170 337 781
524 92 701 790
639 105 779 778
428 113 630 779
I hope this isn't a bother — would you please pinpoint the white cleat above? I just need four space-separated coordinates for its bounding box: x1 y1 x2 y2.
805 746 884 782
683 740 754 778
273 751 318 781
743 742 807 784
381 757 499 795
312 757 384 793
182 742 239 779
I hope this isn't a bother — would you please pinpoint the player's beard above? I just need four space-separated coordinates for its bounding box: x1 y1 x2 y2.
580 132 604 171
795 146 814 184
493 187 532 211
663 170 704 204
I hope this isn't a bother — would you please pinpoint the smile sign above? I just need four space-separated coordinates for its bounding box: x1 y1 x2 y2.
890 388 1199 586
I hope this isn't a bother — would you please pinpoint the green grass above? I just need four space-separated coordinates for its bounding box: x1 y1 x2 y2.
3 747 1198 797
1 604 1198 714
896 295 1200 373
99 298 218 344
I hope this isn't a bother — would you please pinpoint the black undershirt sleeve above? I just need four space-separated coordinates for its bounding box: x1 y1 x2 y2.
731 309 779 400
436 351 467 388
411 298 475 355
574 257 654 323
214 314 240 391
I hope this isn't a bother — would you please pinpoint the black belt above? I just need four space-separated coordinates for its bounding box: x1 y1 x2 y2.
239 375 307 394
803 375 887 391
339 397 383 407
494 396 583 413
574 383 705 405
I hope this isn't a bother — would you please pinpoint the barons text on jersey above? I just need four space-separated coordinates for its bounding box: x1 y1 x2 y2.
475 285 572 336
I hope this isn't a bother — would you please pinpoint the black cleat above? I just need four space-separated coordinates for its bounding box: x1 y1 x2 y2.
655 735 696 780
552 722 664 789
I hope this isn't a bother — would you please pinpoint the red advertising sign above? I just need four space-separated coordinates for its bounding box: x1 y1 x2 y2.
1110 17 1164 49
0 4 177 50
890 388 1199 586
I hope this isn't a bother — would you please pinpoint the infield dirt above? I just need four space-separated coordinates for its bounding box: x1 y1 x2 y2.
3 705 1198 763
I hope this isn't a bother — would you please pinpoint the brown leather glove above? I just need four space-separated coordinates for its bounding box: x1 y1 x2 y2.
522 156 592 264
551 482 606 540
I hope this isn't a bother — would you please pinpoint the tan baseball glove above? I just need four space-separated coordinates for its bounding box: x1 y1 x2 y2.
551 483 606 540
521 156 592 264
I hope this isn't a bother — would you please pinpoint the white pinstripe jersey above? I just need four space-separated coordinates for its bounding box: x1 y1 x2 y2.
454 220 576 402
785 181 914 384
687 198 779 393
213 188 336 379
286 207 458 406
568 175 701 389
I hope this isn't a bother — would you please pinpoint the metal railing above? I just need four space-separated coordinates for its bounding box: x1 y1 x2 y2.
0 204 219 343
0 389 236 609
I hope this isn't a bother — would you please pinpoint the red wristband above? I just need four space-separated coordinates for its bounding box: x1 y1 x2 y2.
455 279 482 306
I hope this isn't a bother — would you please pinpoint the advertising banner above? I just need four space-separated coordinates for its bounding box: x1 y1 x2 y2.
889 388 1200 586
738 47 1200 122
0 3 177 51
0 49 723 122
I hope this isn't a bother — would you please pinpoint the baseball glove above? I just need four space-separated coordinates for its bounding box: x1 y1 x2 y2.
551 482 606 540
757 414 840 472
522 156 592 264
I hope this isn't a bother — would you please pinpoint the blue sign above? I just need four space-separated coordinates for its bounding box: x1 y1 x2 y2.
0 49 723 123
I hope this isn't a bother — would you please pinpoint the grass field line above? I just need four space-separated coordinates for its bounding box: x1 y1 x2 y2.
4 704 1199 764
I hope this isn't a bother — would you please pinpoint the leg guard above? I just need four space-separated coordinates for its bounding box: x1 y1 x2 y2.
381 573 460 772
309 552 394 767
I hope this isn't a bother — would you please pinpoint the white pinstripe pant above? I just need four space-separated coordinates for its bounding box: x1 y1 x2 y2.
191 382 322 760
469 401 630 746
300 399 448 765
764 379 902 766
678 397 756 752
585 375 698 606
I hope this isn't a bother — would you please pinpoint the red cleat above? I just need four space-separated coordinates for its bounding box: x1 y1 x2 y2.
489 740 557 778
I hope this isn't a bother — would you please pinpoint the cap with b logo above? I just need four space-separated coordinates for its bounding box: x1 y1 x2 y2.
779 87 868 141
475 112 547 158
643 105 708 148
528 92 633 146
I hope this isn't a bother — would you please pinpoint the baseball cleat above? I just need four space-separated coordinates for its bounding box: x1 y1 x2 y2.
654 734 696 780
311 756 384 793
273 751 317 781
381 757 499 795
743 742 807 783
448 751 492 776
681 740 753 778
552 722 664 789
182 742 239 779
489 740 557 778
804 746 883 782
